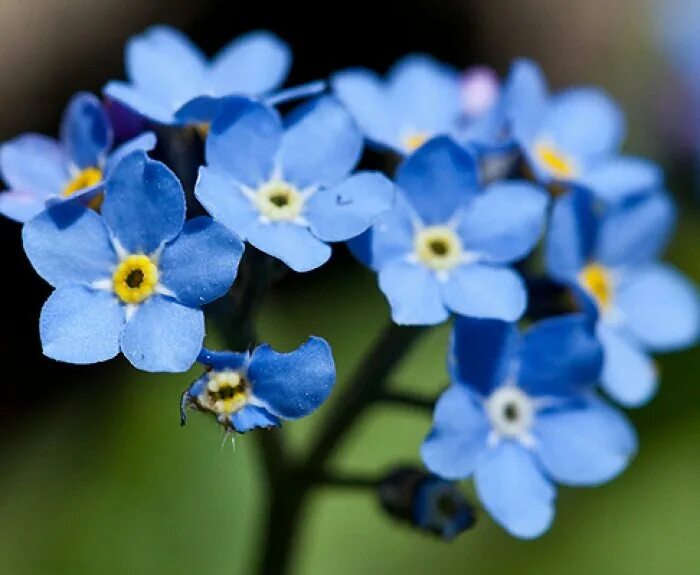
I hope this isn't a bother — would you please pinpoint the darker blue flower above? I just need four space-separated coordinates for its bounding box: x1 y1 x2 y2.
194 95 394 272
0 92 155 223
182 337 336 433
504 59 662 203
362 136 547 325
22 151 244 372
422 315 637 539
105 26 290 126
546 187 699 406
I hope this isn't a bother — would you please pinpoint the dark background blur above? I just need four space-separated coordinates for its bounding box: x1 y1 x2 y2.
1 1 698 574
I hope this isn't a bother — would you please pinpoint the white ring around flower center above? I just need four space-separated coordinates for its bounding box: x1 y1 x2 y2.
485 385 534 439
255 180 304 221
414 225 464 272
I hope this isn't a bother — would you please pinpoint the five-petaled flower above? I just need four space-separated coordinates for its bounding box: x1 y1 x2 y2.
182 337 336 433
358 136 547 325
194 95 395 272
0 92 155 223
22 150 244 372
546 187 700 406
422 315 637 538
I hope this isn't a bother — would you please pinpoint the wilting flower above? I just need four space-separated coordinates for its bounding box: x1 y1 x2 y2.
181 337 335 433
0 92 155 223
195 95 394 272
546 187 699 406
22 151 243 372
362 137 547 325
422 315 637 538
505 59 661 202
105 25 290 126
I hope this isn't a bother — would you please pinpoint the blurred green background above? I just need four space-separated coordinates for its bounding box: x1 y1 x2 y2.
0 1 699 574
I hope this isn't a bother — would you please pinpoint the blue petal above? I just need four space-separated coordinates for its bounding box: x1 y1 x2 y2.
421 384 489 479
247 336 336 420
209 30 290 96
475 441 556 539
104 131 157 176
395 137 479 224
102 151 185 254
159 217 244 308
536 396 637 486
378 260 448 325
194 167 259 238
545 189 598 282
579 156 663 204
598 324 657 407
120 295 204 372
440 264 526 321
278 96 362 188
60 92 112 169
450 317 519 396
246 222 331 273
368 192 415 270
22 203 116 288
206 98 281 187
519 314 602 397
386 54 461 135
40 285 124 364
197 348 249 371
0 190 48 223
103 82 177 125
616 263 700 351
306 172 395 242
174 95 224 125
542 88 624 159
503 59 548 146
331 68 401 151
231 405 281 433
596 191 675 268
456 180 547 263
1 134 69 196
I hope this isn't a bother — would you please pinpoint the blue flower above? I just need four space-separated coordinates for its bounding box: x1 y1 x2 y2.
104 26 290 126
181 337 335 433
22 151 244 372
332 55 508 155
412 475 476 540
0 92 155 223
422 315 637 539
546 187 700 406
504 59 662 203
194 95 394 272
361 136 547 325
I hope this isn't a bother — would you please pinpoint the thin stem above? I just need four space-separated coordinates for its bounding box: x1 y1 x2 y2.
314 471 378 490
378 390 435 412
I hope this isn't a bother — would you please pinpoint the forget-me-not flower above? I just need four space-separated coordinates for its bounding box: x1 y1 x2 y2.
181 337 335 433
362 136 547 325
22 151 244 372
546 187 700 406
194 95 394 272
0 92 155 223
422 315 637 539
505 59 661 202
105 25 290 126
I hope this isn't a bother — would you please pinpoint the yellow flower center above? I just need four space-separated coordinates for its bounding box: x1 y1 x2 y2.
255 180 304 221
534 141 577 179
579 263 613 310
202 370 250 416
195 122 210 139
402 131 430 153
415 226 463 271
62 167 103 198
112 254 159 304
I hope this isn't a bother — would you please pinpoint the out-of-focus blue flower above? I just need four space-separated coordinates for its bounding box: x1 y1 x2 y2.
22 151 243 372
361 137 547 325
546 187 700 406
332 55 508 155
504 59 662 203
422 315 637 539
0 92 155 223
182 337 335 433
105 26 290 126
412 475 476 540
194 95 394 272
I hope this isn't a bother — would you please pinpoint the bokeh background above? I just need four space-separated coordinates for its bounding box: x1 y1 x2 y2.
1 0 699 573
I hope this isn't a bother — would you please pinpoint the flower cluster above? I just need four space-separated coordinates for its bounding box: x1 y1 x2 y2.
4 25 698 540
